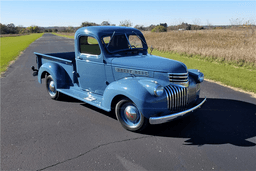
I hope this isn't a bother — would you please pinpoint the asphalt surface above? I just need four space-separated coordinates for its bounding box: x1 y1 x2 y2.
1 33 256 170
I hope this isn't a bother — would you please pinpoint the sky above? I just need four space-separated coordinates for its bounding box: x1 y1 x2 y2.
0 0 255 27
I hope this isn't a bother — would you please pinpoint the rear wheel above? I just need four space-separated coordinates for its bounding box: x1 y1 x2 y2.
45 75 60 100
115 98 148 132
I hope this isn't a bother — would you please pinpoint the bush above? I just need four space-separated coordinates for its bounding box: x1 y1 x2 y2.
191 25 204 30
151 25 167 32
119 20 132 27
81 22 98 27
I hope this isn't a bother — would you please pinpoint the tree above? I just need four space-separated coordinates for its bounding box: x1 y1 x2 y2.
26 25 41 33
101 21 110 26
7 23 17 34
160 23 167 28
27 26 33 33
191 25 204 30
81 21 98 27
178 22 191 30
19 28 27 34
147 24 156 31
67 26 75 32
151 25 167 32
16 25 24 34
193 18 201 26
206 19 212 27
0 23 8 34
33 26 39 33
134 25 145 31
119 20 132 27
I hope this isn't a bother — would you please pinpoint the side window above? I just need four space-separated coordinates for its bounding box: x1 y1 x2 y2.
129 35 143 48
79 36 101 55
103 36 110 44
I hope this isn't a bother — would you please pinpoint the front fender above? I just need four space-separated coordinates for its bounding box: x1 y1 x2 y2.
102 77 168 118
38 62 72 88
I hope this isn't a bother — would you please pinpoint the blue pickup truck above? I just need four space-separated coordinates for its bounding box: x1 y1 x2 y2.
32 26 206 132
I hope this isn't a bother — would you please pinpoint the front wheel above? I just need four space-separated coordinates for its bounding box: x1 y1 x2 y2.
115 98 148 132
45 75 60 100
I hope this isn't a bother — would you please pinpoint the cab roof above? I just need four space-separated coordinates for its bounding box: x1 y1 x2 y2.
75 26 143 37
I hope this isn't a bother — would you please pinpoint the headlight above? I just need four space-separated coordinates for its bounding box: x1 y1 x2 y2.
198 73 204 83
154 85 164 96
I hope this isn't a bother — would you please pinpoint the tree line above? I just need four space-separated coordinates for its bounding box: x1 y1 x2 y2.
0 23 42 34
2 19 251 35
0 20 133 35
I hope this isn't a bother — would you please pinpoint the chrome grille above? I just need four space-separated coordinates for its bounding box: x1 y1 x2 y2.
168 73 188 87
164 85 188 111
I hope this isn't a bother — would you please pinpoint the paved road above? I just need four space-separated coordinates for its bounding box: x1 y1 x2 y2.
1 34 256 170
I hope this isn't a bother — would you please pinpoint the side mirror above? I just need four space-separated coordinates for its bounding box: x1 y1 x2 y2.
150 46 154 55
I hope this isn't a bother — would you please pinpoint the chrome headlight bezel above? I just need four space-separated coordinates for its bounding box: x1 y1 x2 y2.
154 85 164 97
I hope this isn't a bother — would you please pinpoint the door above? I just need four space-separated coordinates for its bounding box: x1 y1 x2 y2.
76 36 107 95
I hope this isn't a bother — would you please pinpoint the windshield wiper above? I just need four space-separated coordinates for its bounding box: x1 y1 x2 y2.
107 31 115 48
132 31 146 44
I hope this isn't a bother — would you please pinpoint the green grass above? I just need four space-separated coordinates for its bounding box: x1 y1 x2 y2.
52 33 74 39
152 50 256 93
0 33 44 73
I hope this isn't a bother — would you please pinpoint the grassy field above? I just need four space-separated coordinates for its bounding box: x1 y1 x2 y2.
0 33 44 73
152 50 256 93
53 30 256 94
143 28 256 69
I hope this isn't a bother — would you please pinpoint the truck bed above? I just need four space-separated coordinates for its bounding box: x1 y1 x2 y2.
34 52 75 63
45 52 75 61
34 51 77 87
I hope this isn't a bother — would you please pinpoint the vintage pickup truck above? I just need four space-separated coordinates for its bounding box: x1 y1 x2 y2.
32 26 206 132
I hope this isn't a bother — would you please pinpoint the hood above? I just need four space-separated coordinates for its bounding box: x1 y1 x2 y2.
111 54 187 73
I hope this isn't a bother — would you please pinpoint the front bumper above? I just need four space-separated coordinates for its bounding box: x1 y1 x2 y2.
149 97 206 124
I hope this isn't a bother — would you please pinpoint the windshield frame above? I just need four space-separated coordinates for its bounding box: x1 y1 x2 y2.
102 32 148 54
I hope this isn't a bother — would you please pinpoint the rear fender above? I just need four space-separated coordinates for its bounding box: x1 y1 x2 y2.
38 62 72 88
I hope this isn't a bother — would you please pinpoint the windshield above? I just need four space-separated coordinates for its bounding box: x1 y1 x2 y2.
102 33 147 53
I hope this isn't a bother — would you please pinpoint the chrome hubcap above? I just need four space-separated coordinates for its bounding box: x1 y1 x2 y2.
124 106 138 122
49 81 55 92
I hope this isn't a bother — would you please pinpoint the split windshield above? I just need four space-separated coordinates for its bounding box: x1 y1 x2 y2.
102 33 147 53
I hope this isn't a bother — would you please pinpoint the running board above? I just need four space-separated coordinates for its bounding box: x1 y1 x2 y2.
57 87 110 112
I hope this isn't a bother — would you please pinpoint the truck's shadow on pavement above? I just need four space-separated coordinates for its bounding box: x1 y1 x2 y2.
62 95 256 147
58 94 83 103
147 98 256 147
